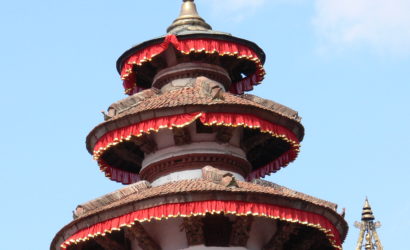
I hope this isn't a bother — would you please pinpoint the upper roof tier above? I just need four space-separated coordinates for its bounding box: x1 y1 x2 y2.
116 0 266 95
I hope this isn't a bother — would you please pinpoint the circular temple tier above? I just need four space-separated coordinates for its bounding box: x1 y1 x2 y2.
88 77 302 184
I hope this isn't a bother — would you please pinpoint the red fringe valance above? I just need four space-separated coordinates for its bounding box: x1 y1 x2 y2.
93 112 299 184
94 112 202 158
99 160 140 184
61 200 342 249
120 34 265 95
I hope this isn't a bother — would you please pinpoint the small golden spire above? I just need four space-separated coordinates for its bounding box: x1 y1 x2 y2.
355 198 383 250
361 198 375 221
167 0 212 33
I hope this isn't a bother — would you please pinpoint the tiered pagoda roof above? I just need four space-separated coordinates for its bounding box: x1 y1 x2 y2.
51 1 348 249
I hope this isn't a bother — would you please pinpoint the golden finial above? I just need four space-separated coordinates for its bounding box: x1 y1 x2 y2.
167 0 212 33
355 198 383 250
361 198 375 221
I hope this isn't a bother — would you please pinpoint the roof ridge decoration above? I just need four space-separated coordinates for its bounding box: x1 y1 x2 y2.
202 165 240 188
167 0 212 33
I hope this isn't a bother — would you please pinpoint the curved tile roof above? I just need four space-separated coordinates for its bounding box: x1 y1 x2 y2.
87 77 304 153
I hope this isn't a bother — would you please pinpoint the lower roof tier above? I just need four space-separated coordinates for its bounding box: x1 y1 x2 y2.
51 168 347 250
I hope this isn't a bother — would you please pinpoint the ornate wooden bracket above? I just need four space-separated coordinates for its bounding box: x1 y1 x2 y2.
173 127 191 145
240 133 271 153
94 235 127 250
130 134 157 154
263 221 299 250
289 230 318 250
230 215 253 246
124 223 161 250
216 127 235 143
180 216 205 246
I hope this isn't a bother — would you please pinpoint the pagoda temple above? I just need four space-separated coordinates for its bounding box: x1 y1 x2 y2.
354 199 383 250
51 1 348 249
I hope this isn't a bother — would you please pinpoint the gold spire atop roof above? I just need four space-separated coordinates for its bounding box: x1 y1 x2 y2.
354 198 383 250
167 0 212 33
362 198 375 221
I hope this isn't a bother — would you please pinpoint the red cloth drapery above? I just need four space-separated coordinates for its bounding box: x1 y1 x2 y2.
99 161 140 184
94 112 203 158
61 200 342 249
93 112 300 184
120 34 265 95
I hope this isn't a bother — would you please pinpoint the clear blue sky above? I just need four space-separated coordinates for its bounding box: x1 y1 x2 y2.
1 1 409 249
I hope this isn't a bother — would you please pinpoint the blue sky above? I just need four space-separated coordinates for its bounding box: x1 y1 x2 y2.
0 0 409 249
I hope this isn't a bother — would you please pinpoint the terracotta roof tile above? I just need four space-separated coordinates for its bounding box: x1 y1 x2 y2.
87 79 305 153
106 77 301 123
77 179 337 219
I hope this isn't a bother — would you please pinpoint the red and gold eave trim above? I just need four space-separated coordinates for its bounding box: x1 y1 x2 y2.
92 112 300 184
120 34 265 95
60 200 343 249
